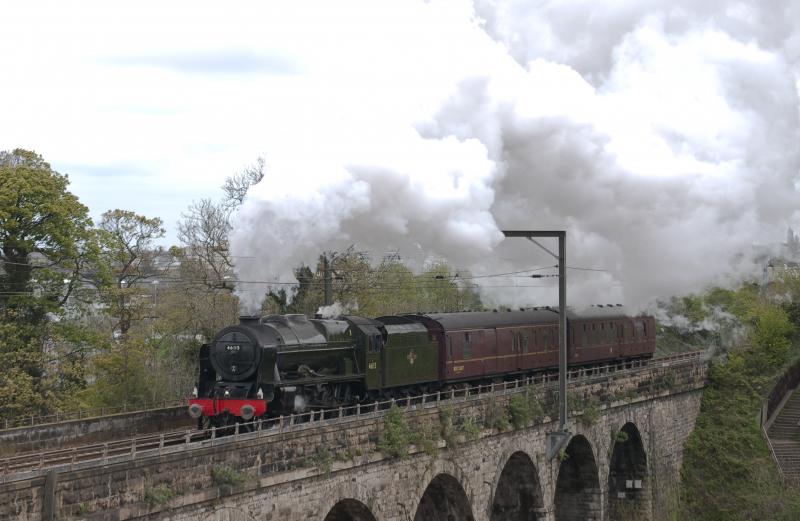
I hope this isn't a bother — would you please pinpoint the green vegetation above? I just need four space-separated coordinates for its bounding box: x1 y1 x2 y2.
144 481 174 506
484 397 511 432
210 464 246 486
565 390 602 427
578 399 601 428
0 150 97 418
508 390 544 430
439 405 458 447
439 404 483 447
411 423 440 457
377 403 412 459
462 416 481 441
677 281 800 520
308 445 333 475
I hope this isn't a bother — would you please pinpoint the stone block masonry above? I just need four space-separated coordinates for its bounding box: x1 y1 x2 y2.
0 360 707 521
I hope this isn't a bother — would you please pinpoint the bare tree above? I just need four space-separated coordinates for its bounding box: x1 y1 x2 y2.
221 157 265 209
177 198 233 290
178 157 266 291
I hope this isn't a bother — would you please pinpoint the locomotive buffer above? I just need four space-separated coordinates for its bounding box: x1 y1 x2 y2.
502 230 570 460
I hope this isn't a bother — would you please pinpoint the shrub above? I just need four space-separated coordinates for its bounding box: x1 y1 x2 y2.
377 403 411 459
411 424 439 457
462 416 481 441
211 464 246 486
308 445 333 475
484 397 510 432
509 394 532 430
578 399 601 428
508 390 544 430
144 482 173 506
439 405 458 447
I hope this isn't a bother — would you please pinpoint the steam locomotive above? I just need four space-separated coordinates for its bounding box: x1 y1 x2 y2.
188 306 655 428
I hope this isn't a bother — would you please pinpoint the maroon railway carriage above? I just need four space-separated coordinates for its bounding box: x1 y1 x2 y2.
405 306 655 383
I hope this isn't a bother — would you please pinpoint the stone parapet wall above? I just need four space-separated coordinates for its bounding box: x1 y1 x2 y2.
0 407 193 457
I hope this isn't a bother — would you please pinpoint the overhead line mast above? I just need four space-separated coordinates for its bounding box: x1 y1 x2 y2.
502 230 570 460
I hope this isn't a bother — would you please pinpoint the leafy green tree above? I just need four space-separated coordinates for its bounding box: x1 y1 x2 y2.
84 338 155 407
0 149 94 322
0 149 97 419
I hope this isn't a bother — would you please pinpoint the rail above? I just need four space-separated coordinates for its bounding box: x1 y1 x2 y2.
761 357 800 428
0 350 705 482
0 398 190 431
762 424 786 482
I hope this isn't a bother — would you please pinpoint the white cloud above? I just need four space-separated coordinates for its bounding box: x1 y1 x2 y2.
2 0 799 312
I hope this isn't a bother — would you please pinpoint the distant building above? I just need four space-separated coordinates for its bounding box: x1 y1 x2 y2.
764 259 800 284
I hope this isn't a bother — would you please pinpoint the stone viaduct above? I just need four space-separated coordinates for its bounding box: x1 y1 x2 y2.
0 355 707 521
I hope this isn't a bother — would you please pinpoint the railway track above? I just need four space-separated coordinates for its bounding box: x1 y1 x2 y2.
0 428 207 477
0 350 705 481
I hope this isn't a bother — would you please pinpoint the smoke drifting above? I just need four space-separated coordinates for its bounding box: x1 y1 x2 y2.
230 0 800 313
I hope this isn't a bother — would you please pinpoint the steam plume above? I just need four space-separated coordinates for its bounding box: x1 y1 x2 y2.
230 0 800 313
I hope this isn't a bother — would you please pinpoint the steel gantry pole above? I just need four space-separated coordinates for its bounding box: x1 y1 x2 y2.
502 230 570 459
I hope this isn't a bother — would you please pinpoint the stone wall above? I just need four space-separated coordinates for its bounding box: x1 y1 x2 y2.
0 360 707 521
0 407 193 457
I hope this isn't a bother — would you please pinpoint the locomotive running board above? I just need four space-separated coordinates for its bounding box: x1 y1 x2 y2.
277 374 365 386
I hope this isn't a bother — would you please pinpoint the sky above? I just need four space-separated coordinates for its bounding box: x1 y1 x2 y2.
2 1 800 312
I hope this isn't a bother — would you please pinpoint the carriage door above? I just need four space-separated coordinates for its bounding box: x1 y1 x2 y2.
365 332 383 390
515 330 530 371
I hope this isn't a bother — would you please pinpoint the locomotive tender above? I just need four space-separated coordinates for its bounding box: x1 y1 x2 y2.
188 306 655 427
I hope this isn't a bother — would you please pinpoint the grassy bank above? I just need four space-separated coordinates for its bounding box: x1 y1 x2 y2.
675 283 800 520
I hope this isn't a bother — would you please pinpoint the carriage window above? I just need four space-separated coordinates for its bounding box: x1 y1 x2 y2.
522 333 529 353
513 332 518 352
464 333 473 359
447 336 453 358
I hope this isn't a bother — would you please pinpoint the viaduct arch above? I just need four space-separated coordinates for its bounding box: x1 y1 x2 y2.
319 421 656 521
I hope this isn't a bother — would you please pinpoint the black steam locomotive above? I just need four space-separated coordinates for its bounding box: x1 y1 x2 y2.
188 306 655 428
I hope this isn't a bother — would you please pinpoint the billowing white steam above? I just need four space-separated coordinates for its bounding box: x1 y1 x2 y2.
317 302 347 320
230 0 800 313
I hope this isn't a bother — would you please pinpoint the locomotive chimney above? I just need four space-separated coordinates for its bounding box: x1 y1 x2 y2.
239 315 261 326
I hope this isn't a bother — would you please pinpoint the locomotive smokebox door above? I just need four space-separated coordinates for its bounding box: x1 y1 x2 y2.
365 333 382 389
